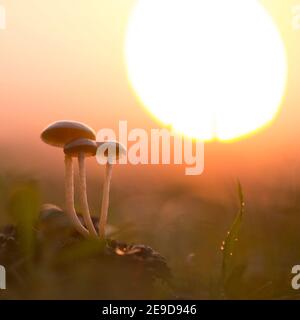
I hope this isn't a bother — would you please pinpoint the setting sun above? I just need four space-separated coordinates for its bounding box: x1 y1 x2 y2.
125 0 287 141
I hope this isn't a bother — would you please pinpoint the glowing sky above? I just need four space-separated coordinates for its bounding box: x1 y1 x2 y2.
0 0 299 182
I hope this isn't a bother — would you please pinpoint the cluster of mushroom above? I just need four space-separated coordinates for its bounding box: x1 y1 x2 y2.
41 120 126 239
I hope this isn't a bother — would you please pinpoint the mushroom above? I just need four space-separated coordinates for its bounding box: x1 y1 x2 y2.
64 138 98 237
41 120 96 237
96 141 127 238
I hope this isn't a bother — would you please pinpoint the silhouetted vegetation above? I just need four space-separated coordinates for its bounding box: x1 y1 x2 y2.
0 174 299 299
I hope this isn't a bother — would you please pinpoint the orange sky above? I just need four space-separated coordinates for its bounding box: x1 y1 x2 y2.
0 0 299 191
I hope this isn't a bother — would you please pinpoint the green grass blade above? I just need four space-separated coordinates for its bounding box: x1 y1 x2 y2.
8 181 41 262
221 181 245 286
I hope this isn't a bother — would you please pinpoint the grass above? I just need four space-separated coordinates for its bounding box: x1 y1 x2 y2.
0 173 299 299
221 181 245 296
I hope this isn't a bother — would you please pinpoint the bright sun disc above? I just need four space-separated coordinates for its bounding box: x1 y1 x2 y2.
125 0 287 141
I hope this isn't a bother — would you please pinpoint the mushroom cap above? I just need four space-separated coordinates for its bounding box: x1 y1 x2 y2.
96 141 127 163
41 120 96 147
64 138 97 157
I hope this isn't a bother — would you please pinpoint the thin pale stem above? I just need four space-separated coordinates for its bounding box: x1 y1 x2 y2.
99 163 113 238
65 154 89 237
78 153 98 237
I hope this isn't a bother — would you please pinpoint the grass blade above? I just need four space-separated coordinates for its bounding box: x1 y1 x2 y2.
221 181 245 287
8 181 41 263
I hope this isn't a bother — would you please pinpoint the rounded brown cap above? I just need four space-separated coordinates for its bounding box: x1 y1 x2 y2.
41 120 96 147
96 141 127 164
64 138 97 157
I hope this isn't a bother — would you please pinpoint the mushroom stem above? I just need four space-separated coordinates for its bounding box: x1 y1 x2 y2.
65 154 89 237
78 152 98 237
98 163 113 238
